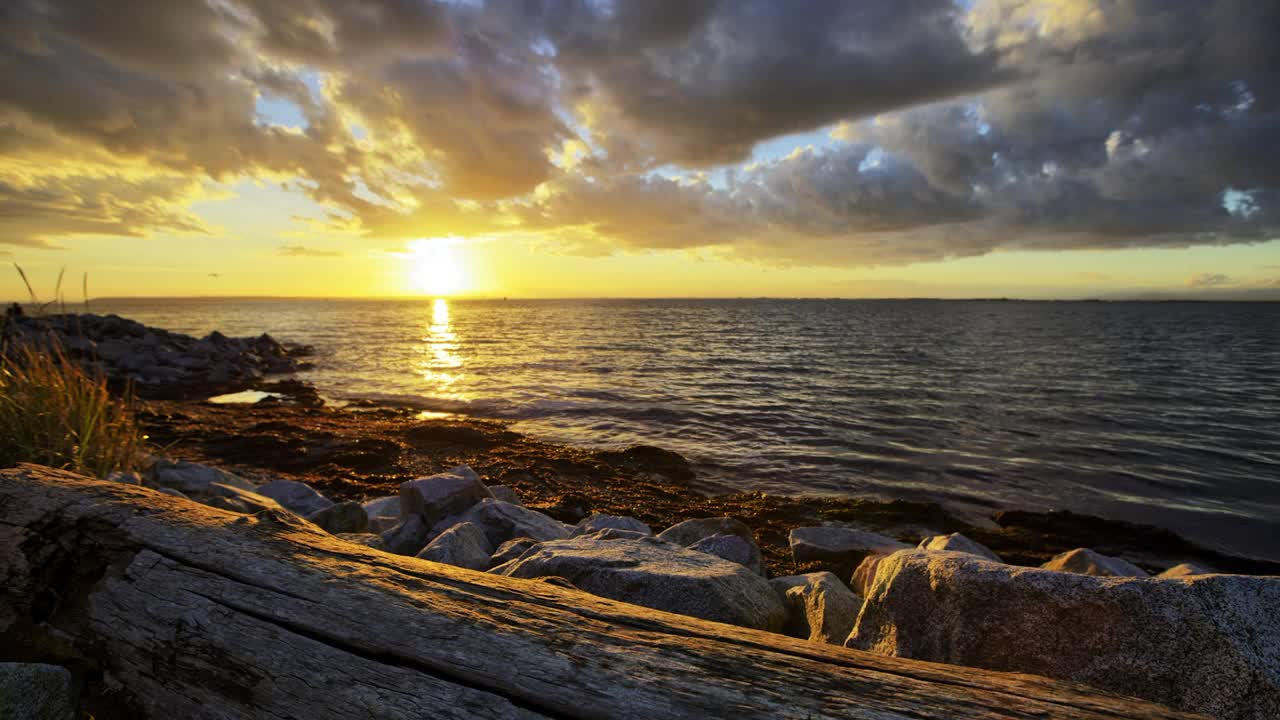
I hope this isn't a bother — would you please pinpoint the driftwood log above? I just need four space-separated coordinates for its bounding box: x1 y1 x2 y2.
0 466 1201 719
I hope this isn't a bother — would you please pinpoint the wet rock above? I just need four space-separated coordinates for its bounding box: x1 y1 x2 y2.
1158 562 1214 578
200 483 290 515
770 572 862 645
572 513 652 537
788 526 909 578
149 460 257 496
917 533 1001 562
399 467 492 529
308 501 369 534
0 662 75 720
440 499 571 548
380 515 432 556
658 517 766 576
494 534 787 631
489 537 540 568
488 485 521 505
847 550 1279 720
1041 547 1148 577
416 522 493 571
256 479 334 517
688 533 767 576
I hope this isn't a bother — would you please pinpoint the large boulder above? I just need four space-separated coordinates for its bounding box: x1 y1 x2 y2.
308 501 369 535
149 460 257 496
789 527 909 578
1042 548 1148 577
572 513 652 537
846 550 1279 720
770 572 862 645
442 499 570 548
255 479 333 517
917 533 1001 562
0 662 75 720
399 467 492 529
658 517 765 576
494 534 787 632
416 522 492 571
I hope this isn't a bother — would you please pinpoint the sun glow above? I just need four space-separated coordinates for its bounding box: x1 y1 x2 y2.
408 238 468 296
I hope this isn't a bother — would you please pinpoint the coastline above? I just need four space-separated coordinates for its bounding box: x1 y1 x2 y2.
139 396 1280 577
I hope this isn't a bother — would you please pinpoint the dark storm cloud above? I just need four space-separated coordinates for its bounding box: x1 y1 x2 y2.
0 0 1277 266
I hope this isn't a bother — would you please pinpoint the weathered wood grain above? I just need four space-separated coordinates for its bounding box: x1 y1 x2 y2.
0 465 1202 719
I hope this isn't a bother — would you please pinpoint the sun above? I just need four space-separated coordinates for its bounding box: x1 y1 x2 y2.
408 238 467 296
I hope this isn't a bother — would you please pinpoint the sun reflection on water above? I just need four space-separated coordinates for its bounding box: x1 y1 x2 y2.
414 298 463 397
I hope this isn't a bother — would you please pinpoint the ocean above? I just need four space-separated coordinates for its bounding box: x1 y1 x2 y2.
91 297 1280 561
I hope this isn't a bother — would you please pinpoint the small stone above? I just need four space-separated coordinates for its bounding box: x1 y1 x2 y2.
917 533 1001 562
308 501 369 534
770 572 863 645
416 522 493 571
1041 548 1148 577
200 483 290 515
658 517 765 575
380 515 432 556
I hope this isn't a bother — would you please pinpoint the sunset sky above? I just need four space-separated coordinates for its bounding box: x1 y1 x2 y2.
1 0 1277 299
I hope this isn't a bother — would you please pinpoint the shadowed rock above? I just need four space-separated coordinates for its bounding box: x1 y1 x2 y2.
149 460 257 496
847 550 1279 720
417 522 493 571
256 479 333 516
0 663 75 720
308 501 369 534
572 513 652 537
659 517 766 576
380 515 432 556
438 498 571 548
200 483 290 515
789 526 909 578
489 537 540 568
399 467 492 529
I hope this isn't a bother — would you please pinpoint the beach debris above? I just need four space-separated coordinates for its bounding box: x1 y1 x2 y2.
788 526 910 578
659 517 766 576
398 467 492 529
308 501 369 535
1157 562 1215 578
437 498 571 549
416 522 493 571
917 532 1002 562
0 662 76 720
494 533 787 632
256 478 334 517
770 572 863 645
572 512 653 537
1041 547 1148 577
847 549 1279 720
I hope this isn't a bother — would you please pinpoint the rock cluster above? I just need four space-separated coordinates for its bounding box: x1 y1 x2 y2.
1 313 313 398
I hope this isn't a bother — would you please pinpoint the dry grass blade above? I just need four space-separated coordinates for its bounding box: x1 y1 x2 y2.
13 262 37 304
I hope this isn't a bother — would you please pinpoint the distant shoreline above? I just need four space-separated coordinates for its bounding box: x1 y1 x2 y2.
41 295 1280 304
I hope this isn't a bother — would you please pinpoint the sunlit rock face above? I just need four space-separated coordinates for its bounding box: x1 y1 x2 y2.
847 550 1280 720
770 572 862 645
1041 547 1148 578
494 534 787 632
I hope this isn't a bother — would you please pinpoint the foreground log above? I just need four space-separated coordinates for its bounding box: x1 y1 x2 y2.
0 466 1200 719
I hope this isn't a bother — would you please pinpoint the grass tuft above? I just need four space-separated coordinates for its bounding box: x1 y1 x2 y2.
0 340 146 478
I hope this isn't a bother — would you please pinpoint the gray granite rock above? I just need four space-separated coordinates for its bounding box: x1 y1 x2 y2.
770 572 862 645
199 483 290 515
149 460 257 496
1041 547 1148 577
917 533 1001 562
380 515 432 556
416 522 493 571
488 485 521 505
572 513 652 537
362 495 401 521
308 501 369 534
846 550 1279 720
256 479 334 517
489 537 540 568
399 468 492 528
441 498 570 548
658 517 765 576
688 533 767 576
789 526 909 578
0 663 75 720
494 534 787 632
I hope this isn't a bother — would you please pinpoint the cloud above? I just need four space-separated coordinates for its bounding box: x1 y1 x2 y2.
0 0 1277 269
278 244 341 258
1075 272 1111 281
1186 273 1234 288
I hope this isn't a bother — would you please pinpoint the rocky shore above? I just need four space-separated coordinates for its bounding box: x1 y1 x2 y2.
3 313 1278 719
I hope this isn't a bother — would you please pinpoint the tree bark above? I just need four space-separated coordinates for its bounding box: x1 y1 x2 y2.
0 465 1201 719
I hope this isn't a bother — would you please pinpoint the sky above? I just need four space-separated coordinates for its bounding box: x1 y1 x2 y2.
1 0 1278 300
